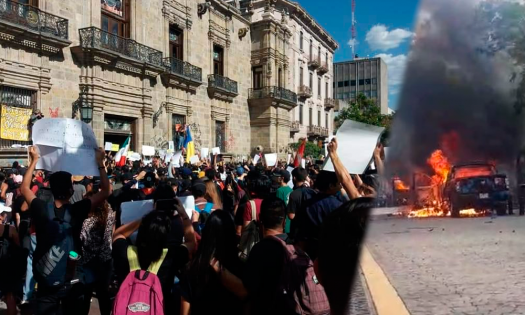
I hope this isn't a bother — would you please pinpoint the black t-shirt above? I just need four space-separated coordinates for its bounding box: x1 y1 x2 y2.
29 198 91 276
112 238 189 299
287 186 316 238
180 256 245 315
243 234 296 315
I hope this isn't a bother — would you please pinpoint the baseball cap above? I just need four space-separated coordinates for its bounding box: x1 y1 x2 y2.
272 169 291 183
236 167 244 176
198 171 205 179
191 180 207 196
180 167 192 177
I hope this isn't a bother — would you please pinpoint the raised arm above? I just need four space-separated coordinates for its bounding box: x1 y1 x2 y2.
374 143 384 176
89 147 111 208
174 198 197 255
327 138 360 199
21 146 39 206
113 218 142 242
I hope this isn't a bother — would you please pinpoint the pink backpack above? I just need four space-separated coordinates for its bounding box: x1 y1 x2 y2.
113 246 168 315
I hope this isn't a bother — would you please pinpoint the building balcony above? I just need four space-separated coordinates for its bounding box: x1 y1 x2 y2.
308 55 320 69
320 127 329 138
207 74 238 102
298 85 312 99
317 62 329 74
324 98 338 110
0 0 71 54
248 86 297 110
290 121 300 133
160 57 202 92
72 27 164 78
307 126 329 138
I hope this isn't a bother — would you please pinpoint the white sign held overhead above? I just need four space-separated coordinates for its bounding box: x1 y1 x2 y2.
164 152 174 163
265 153 277 167
201 148 209 159
120 199 155 244
178 196 195 219
301 159 306 168
287 154 291 165
211 147 220 155
32 118 99 176
189 155 199 165
253 154 260 165
322 120 385 174
104 142 113 151
128 152 142 162
286 166 295 188
142 145 155 156
171 150 182 167
168 141 174 151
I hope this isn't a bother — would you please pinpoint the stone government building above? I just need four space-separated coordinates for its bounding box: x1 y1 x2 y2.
0 0 338 164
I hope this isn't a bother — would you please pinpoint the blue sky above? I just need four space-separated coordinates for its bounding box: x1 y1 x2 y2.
296 0 420 110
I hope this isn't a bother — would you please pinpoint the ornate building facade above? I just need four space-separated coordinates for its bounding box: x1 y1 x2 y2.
0 0 252 163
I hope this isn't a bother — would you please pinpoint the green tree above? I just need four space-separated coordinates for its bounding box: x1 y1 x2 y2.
289 140 324 159
334 93 394 131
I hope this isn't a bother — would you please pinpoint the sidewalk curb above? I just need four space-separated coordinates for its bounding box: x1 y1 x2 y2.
359 246 411 315
357 266 378 315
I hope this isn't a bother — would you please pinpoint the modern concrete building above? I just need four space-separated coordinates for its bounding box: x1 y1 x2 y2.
333 57 389 114
241 0 338 153
0 0 252 164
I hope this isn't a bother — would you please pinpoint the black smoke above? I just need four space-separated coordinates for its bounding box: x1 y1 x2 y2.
387 0 524 181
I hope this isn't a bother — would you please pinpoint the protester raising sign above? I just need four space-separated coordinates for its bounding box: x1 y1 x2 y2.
0 105 33 141
32 118 99 176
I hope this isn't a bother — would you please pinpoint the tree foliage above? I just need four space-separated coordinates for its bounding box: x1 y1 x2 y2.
334 93 394 131
289 140 324 159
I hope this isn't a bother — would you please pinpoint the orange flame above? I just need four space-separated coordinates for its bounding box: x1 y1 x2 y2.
393 178 410 191
427 150 451 185
407 208 488 218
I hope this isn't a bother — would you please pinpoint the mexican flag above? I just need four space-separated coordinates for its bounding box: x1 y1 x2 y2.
293 138 306 168
115 136 130 167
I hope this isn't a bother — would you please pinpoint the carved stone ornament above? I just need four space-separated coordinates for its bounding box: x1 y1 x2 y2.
198 2 210 17
238 28 249 39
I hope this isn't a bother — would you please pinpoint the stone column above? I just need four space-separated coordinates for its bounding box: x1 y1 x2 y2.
141 107 154 147
136 117 144 150
92 105 104 147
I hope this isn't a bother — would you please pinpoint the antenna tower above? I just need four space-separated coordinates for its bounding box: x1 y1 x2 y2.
351 0 356 59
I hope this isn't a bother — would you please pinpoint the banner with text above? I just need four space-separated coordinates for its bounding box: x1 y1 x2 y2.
0 105 32 141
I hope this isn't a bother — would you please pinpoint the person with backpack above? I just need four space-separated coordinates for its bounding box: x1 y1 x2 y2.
180 210 246 315
20 145 110 315
243 196 330 315
192 180 215 233
112 198 196 315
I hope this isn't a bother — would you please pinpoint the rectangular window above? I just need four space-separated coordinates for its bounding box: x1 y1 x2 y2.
337 81 344 88
350 91 356 99
371 90 378 97
309 40 313 58
337 93 343 99
172 114 186 143
215 121 226 152
300 32 303 50
318 78 321 97
344 80 350 87
300 67 304 86
169 25 183 60
309 73 313 89
0 86 37 148
318 46 321 61
325 113 329 129
365 79 371 85
317 110 321 126
326 52 328 63
344 92 350 99
372 78 378 85
253 66 263 89
351 80 356 86
14 0 39 6
309 108 312 126
101 0 130 38
213 45 224 76
299 104 303 124
359 79 364 85
325 82 328 98
365 91 371 97
333 82 335 89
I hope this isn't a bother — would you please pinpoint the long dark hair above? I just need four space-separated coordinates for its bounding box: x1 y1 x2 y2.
317 197 373 315
136 210 172 270
189 210 238 296
84 191 110 229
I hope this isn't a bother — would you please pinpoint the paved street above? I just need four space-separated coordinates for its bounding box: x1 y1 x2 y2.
365 213 525 315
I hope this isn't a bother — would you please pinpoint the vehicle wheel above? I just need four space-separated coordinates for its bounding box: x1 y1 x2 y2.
450 203 460 218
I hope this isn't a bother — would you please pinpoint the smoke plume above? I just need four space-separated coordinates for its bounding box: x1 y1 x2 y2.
387 0 525 180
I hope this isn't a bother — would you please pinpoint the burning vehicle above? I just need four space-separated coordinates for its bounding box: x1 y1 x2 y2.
443 162 512 217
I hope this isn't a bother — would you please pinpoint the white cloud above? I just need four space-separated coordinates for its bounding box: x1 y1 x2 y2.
347 38 359 48
375 53 408 96
366 25 414 51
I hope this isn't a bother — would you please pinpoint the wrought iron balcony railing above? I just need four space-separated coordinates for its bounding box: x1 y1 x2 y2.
248 86 297 104
308 55 320 68
320 127 329 137
79 27 163 67
208 74 238 95
307 125 321 136
0 0 68 39
298 85 312 98
290 121 300 133
324 98 338 110
163 57 202 82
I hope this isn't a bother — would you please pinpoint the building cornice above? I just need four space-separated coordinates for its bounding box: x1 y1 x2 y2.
207 0 251 25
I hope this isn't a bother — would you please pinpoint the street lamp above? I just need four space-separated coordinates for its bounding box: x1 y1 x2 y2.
80 100 93 124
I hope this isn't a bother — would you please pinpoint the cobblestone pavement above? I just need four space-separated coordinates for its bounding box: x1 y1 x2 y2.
350 270 377 315
366 214 525 315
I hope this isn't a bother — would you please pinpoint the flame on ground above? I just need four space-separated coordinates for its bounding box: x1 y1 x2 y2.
403 208 488 218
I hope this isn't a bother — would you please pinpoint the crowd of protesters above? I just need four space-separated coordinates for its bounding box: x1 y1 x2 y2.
0 138 384 315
